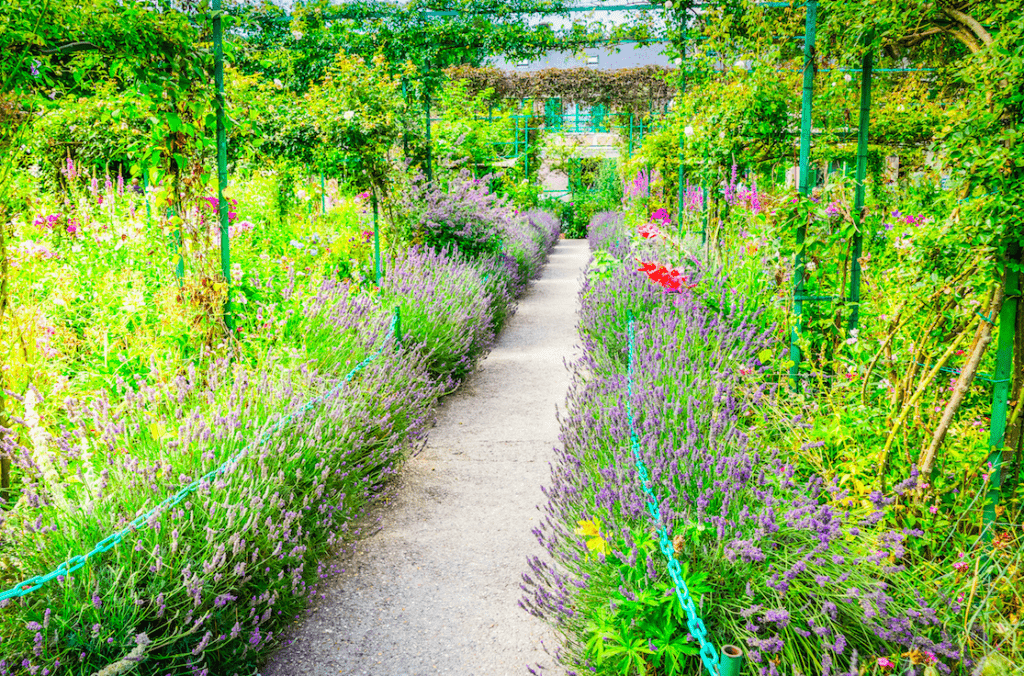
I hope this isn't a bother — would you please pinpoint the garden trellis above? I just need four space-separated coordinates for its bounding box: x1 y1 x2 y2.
662 0 1019 548
4 1 1019 671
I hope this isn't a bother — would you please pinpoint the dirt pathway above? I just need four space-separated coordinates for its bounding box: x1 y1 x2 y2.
263 239 590 676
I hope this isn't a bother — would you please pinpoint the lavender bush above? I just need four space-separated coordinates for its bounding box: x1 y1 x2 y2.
0 196 561 673
0 301 440 675
522 215 963 676
380 247 495 380
391 169 512 260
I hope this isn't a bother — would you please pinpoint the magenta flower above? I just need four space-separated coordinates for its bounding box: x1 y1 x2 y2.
877 657 895 669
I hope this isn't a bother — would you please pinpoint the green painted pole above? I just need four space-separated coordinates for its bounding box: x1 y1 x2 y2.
213 0 232 329
720 645 744 676
790 0 817 386
321 172 326 216
677 134 684 230
372 192 381 285
142 168 151 222
524 114 530 180
394 305 402 345
628 112 634 158
402 79 409 158
702 185 709 247
984 243 1021 543
171 206 183 284
425 90 433 184
676 17 686 234
847 50 872 332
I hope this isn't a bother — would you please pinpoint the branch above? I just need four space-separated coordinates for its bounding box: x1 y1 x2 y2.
946 25 982 54
918 280 1007 479
899 27 944 45
877 316 976 473
941 5 994 47
41 41 99 55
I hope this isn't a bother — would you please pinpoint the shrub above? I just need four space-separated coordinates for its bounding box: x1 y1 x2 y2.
391 169 517 260
523 259 962 676
380 247 494 380
0 298 439 675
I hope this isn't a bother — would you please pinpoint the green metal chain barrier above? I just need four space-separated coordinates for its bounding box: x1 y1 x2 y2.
625 316 742 676
0 308 403 604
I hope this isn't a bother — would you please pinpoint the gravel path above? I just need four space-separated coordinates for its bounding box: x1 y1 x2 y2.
263 239 590 676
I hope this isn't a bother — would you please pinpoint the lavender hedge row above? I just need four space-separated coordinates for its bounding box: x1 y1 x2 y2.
0 209 559 675
522 212 962 676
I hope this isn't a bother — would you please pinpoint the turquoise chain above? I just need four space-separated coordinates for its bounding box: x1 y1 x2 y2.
626 317 720 676
0 308 402 603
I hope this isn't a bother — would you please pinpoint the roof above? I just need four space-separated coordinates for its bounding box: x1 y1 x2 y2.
489 42 672 72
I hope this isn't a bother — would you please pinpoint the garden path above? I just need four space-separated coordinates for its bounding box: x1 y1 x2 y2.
262 239 589 676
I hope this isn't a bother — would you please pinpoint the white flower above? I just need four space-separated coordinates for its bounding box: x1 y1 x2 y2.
121 289 146 314
684 125 695 137
343 110 355 121
664 1 673 8
877 378 892 390
291 30 304 41
674 57 682 65
805 260 818 272
273 78 284 90
893 236 913 251
24 388 69 510
844 73 852 82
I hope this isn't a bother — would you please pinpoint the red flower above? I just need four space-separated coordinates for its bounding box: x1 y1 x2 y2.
637 262 696 292
638 221 660 238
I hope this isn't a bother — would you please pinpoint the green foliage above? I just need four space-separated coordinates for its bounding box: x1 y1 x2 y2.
305 53 412 193
434 80 509 173
578 526 707 676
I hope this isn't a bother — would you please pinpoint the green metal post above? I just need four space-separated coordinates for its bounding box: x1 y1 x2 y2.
628 112 634 158
425 90 433 183
984 243 1021 543
321 172 326 216
676 15 686 233
524 114 530 181
790 0 817 386
142 168 151 222
373 192 381 285
402 79 409 158
702 185 709 247
677 133 684 231
720 645 743 676
394 305 402 345
213 0 232 329
847 51 872 332
171 206 183 283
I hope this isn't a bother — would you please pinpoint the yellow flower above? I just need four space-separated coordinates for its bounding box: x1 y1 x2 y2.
574 518 610 556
